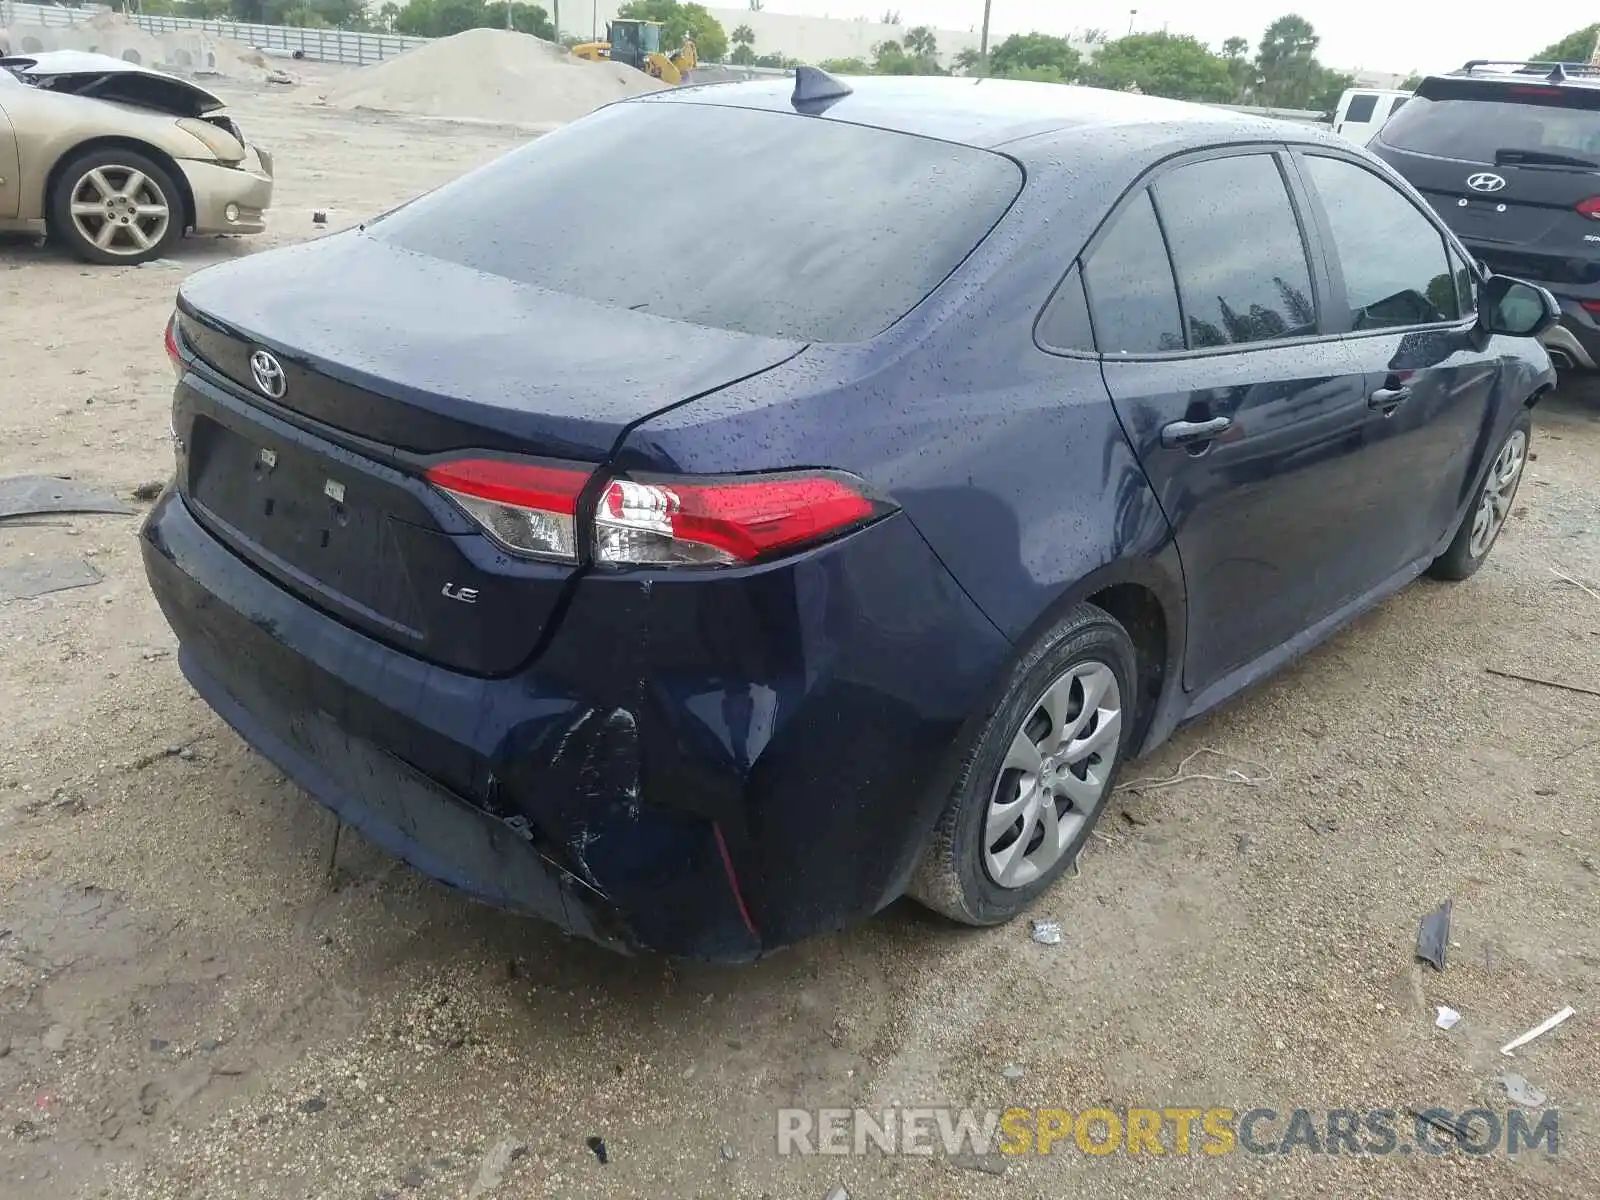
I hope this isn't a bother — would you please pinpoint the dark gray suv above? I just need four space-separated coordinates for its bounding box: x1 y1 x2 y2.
1372 60 1600 371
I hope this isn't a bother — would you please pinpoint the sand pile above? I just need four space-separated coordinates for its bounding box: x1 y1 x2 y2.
0 13 270 82
321 28 667 128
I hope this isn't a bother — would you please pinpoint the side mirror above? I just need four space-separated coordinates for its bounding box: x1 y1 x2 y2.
1480 274 1560 338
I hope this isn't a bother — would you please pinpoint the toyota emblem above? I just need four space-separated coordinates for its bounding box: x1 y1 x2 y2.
249 350 287 400
1466 172 1507 193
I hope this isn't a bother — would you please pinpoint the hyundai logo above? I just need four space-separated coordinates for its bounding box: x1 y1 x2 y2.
1466 172 1507 193
249 350 287 400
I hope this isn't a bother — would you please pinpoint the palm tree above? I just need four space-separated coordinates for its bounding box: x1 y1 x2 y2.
731 23 756 47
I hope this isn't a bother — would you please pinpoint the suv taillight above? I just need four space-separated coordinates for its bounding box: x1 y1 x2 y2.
594 471 888 566
1579 197 1600 220
425 459 890 568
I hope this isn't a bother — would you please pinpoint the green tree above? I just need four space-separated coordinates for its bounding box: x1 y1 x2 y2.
731 22 755 46
753 51 797 68
1254 14 1321 107
1221 35 1253 100
1399 71 1423 90
987 32 1081 81
1085 32 1232 101
817 56 870 73
393 0 552 37
953 46 981 74
903 25 937 58
869 37 943 75
616 0 727 62
1533 24 1600 63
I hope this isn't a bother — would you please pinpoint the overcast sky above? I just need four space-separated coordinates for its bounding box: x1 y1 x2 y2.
791 1 1583 75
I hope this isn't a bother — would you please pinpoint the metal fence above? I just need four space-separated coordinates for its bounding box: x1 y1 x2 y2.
0 1 429 66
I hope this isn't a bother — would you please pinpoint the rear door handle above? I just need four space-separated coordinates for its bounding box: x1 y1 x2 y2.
1368 385 1412 412
1160 416 1232 449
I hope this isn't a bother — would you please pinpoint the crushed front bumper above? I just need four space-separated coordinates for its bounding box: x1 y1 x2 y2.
180 145 273 236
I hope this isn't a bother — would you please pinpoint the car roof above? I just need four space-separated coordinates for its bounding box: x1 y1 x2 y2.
1431 61 1600 90
640 74 1320 152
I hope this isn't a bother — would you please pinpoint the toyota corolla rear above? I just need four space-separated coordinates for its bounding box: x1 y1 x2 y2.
140 94 1021 960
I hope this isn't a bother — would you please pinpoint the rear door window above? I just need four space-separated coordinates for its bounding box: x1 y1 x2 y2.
368 101 1022 342
1303 154 1462 330
1078 189 1184 354
1153 153 1319 348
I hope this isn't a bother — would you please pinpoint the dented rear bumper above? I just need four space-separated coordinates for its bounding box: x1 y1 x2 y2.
140 486 1010 961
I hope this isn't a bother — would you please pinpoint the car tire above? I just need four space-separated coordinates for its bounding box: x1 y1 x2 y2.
48 148 185 266
1427 410 1532 582
909 602 1138 926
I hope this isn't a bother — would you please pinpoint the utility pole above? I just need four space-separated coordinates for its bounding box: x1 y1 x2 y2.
978 0 991 74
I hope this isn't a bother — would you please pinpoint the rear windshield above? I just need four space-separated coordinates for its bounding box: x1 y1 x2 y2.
369 100 1022 342
1379 81 1600 163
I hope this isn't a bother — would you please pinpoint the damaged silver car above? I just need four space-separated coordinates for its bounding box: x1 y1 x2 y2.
0 50 273 264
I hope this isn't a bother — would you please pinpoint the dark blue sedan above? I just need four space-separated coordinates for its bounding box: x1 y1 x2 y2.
141 71 1559 961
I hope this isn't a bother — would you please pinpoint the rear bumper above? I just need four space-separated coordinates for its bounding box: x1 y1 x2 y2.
179 148 273 236
1543 300 1600 370
140 486 1010 961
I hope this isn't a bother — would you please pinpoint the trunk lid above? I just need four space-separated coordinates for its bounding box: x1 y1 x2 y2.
174 232 804 676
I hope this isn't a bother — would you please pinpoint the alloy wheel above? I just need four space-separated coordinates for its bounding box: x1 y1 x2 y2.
982 660 1122 889
1468 429 1527 559
68 165 172 258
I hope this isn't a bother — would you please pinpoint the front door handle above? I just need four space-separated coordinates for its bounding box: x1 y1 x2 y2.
1160 416 1232 449
1368 385 1413 412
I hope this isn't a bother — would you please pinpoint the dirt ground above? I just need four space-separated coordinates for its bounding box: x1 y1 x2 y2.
1 72 1598 1200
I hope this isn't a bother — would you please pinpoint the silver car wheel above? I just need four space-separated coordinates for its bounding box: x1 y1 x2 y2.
982 660 1122 889
1468 428 1527 560
68 165 172 258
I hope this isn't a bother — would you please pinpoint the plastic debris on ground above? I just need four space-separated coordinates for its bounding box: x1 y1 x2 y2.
1434 1006 1461 1030
1499 1073 1548 1108
0 476 134 520
1500 1005 1576 1057
1415 899 1452 970
1030 919 1062 946
0 557 103 600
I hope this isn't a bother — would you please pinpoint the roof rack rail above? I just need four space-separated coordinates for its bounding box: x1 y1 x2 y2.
1455 59 1600 83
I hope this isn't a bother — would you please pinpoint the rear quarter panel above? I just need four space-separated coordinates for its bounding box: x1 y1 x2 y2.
616 144 1183 655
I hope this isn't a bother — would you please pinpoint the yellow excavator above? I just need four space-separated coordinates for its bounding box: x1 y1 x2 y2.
571 20 698 84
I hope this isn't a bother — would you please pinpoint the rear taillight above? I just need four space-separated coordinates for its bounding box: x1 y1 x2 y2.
1581 300 1600 316
164 313 182 375
594 471 887 566
425 458 592 562
1579 197 1600 220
